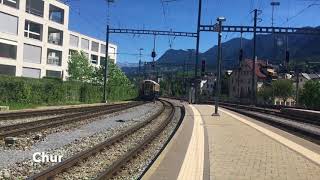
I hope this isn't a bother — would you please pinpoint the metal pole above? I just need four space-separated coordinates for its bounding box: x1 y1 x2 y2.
194 0 202 103
139 49 142 76
152 35 157 82
103 25 110 103
183 55 186 95
238 32 243 105
271 5 274 27
214 19 224 115
295 66 299 106
251 9 258 105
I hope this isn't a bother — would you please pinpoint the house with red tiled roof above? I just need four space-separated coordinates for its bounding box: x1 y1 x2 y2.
229 59 277 101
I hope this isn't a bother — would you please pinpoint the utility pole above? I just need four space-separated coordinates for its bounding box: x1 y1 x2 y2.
270 1 280 27
103 25 110 103
194 0 202 103
238 32 243 105
183 55 186 95
271 1 280 74
295 67 299 106
138 48 143 77
152 35 157 82
251 9 258 105
214 17 226 115
103 0 114 103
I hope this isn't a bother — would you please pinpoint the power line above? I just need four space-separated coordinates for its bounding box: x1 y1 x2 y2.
281 2 320 26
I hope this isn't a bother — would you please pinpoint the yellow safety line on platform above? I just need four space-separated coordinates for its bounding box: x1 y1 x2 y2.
218 107 320 166
177 105 204 180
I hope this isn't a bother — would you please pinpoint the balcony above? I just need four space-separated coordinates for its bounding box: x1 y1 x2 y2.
49 4 64 24
26 0 44 17
48 27 63 46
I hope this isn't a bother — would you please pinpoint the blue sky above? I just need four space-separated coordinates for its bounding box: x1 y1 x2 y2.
67 0 320 63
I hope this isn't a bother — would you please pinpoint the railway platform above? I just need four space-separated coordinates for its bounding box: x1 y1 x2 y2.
143 104 320 180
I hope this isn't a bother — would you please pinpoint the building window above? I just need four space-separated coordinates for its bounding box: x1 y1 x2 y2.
0 12 18 35
23 44 41 64
68 49 77 59
100 56 105 66
81 38 89 50
49 4 64 24
47 49 62 66
109 58 115 64
2 0 19 9
69 35 79 47
22 67 40 78
0 64 16 76
48 27 63 45
91 41 99 52
0 42 17 60
91 55 98 64
24 20 42 41
100 44 106 54
26 0 44 17
46 70 62 78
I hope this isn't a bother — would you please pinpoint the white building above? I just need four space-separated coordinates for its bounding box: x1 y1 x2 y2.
0 0 117 80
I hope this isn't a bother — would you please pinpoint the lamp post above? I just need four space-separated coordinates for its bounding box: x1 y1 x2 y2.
214 17 226 116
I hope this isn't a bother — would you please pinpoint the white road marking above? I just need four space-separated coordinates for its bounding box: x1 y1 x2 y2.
216 106 320 166
177 105 205 180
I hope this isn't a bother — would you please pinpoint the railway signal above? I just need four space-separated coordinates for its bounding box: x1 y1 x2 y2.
285 51 290 63
201 60 206 77
239 49 243 62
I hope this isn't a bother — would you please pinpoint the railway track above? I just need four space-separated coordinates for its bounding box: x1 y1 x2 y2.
27 100 175 180
218 102 320 126
0 102 144 139
0 103 131 121
220 104 320 144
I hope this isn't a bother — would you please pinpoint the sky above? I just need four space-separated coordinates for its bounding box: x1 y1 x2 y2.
67 0 320 64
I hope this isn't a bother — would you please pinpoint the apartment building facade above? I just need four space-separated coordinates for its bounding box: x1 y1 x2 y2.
229 59 277 100
0 0 117 80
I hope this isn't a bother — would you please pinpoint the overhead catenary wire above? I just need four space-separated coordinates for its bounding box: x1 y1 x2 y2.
281 2 320 26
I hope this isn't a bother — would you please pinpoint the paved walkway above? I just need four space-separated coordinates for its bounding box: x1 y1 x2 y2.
143 104 320 180
199 105 320 180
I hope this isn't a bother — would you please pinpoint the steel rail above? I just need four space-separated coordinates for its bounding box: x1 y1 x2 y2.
218 102 320 126
27 100 167 180
95 100 175 179
0 102 144 139
221 105 320 144
0 103 130 132
0 103 132 121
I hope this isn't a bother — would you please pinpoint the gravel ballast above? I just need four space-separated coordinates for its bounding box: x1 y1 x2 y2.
0 102 162 179
55 102 173 179
112 101 182 179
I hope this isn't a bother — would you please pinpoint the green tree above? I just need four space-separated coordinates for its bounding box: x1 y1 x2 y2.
300 80 320 109
68 51 94 82
258 85 273 103
272 79 294 102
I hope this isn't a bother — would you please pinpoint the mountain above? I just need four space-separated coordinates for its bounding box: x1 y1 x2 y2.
157 26 320 69
117 61 139 68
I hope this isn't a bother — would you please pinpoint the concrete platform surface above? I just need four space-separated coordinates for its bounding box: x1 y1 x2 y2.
143 104 320 180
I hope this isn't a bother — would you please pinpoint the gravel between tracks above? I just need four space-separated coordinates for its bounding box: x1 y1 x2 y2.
54 103 172 179
111 103 181 180
0 102 161 179
0 113 77 127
